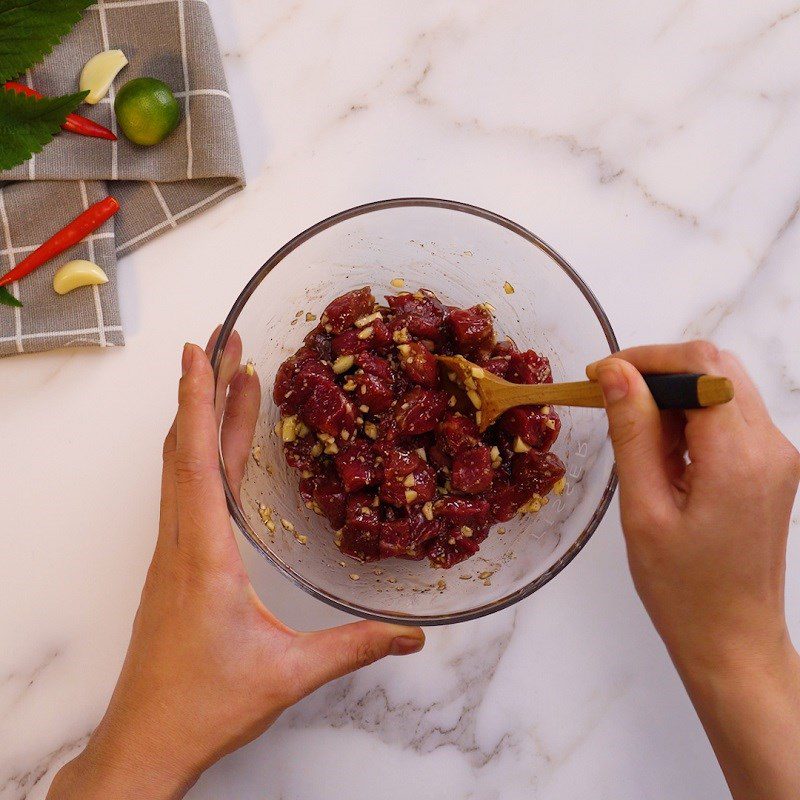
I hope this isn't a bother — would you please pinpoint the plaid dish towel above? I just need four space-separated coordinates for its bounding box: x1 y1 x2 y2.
0 0 244 357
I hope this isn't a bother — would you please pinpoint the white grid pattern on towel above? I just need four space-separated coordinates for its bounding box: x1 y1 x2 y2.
89 0 207 8
25 71 36 181
0 193 23 353
79 181 108 347
95 0 119 180
116 182 238 253
90 0 205 182
1 232 114 257
149 182 178 229
177 88 230 99
94 88 231 104
0 325 124 345
1 0 242 357
177 0 194 180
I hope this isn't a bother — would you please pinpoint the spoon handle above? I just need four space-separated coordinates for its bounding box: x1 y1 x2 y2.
509 373 733 409
642 373 734 409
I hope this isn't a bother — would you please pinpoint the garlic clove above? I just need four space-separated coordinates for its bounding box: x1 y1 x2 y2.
80 50 129 104
53 260 109 295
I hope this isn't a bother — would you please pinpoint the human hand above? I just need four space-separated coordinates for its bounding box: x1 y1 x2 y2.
48 330 424 800
587 341 798 669
588 341 800 799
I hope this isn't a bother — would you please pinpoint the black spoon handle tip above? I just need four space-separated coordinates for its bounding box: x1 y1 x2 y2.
643 373 734 409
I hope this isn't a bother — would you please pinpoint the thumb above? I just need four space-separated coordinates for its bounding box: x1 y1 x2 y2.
289 621 425 695
593 358 674 518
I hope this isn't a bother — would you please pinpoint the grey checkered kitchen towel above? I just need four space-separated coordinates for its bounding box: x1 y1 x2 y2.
0 0 244 357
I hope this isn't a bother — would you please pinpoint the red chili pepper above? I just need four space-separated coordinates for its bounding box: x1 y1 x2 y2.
4 81 117 141
0 197 120 288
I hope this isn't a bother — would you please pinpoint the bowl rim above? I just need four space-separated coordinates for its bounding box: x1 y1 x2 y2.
213 197 619 626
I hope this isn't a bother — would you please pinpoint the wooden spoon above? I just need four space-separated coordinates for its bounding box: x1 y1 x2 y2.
438 354 734 432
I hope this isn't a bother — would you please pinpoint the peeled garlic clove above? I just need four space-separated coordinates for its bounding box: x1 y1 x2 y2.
80 50 129 104
53 260 109 295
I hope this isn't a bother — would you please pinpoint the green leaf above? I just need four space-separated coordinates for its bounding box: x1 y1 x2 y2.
0 87 87 170
0 0 93 82
0 285 22 307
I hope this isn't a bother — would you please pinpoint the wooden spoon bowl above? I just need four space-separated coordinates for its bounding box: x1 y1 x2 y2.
438 354 734 432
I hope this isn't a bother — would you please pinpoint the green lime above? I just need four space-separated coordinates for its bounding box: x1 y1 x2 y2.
114 77 181 146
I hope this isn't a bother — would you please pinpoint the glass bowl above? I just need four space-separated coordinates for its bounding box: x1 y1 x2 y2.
212 198 618 625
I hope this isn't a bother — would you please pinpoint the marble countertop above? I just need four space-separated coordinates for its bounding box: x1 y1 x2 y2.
2 2 799 798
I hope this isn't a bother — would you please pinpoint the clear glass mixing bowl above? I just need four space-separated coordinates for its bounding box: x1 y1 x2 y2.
212 198 618 625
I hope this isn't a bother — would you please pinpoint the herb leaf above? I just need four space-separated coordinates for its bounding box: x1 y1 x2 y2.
0 87 88 170
0 0 93 82
0 285 22 307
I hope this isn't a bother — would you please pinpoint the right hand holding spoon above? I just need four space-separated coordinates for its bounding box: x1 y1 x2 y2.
588 341 800 800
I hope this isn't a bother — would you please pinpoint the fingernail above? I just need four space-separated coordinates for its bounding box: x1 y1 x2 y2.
181 343 194 376
596 362 629 404
585 359 602 379
586 356 618 380
390 636 425 656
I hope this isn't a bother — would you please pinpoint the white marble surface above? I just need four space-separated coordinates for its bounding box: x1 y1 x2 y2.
1 1 799 797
